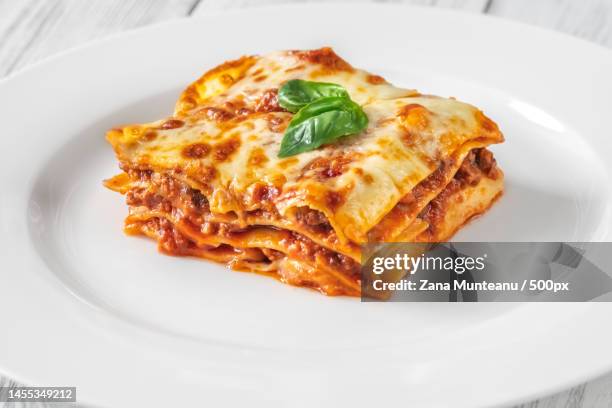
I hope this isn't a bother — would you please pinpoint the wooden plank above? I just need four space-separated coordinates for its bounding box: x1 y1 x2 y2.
487 0 612 47
0 0 198 77
514 383 586 408
518 370 612 408
582 372 612 407
192 0 490 15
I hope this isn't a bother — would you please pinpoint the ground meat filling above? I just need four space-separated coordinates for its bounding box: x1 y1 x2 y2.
123 171 359 275
140 217 271 265
280 232 359 277
455 150 482 186
475 148 500 179
293 207 333 233
123 147 497 277
453 148 499 184
145 217 197 255
419 148 500 233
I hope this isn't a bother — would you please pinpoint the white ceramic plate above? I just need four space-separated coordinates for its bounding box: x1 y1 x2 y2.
1 4 612 407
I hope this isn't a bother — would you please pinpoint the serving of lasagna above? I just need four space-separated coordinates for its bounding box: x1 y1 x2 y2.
104 47 504 296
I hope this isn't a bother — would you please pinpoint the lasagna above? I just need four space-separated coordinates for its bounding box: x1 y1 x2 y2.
104 47 504 296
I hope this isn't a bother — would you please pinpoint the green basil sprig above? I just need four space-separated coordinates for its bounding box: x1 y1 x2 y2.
277 80 368 158
278 79 349 113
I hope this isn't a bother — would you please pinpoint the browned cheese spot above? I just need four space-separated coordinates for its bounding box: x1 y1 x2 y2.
290 47 354 72
255 89 283 113
197 106 235 122
366 74 386 85
302 153 359 180
182 143 211 159
143 131 158 141
399 103 430 131
223 100 248 116
178 94 197 112
219 74 235 86
267 115 289 133
160 119 185 130
212 135 241 162
285 64 306 73
248 148 269 167
353 168 374 184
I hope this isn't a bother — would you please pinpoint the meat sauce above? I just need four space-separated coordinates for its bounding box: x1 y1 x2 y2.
368 148 499 241
124 171 360 276
123 147 498 292
418 148 500 233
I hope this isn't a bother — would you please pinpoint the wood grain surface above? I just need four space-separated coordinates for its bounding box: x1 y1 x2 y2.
0 1 611 407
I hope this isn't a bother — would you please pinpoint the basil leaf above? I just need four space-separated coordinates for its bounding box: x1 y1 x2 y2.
278 96 368 158
278 79 349 113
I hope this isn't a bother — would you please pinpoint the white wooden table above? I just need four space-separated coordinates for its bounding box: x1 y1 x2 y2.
1 1 611 407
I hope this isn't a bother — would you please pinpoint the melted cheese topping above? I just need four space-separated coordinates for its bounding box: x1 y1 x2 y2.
107 47 503 244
